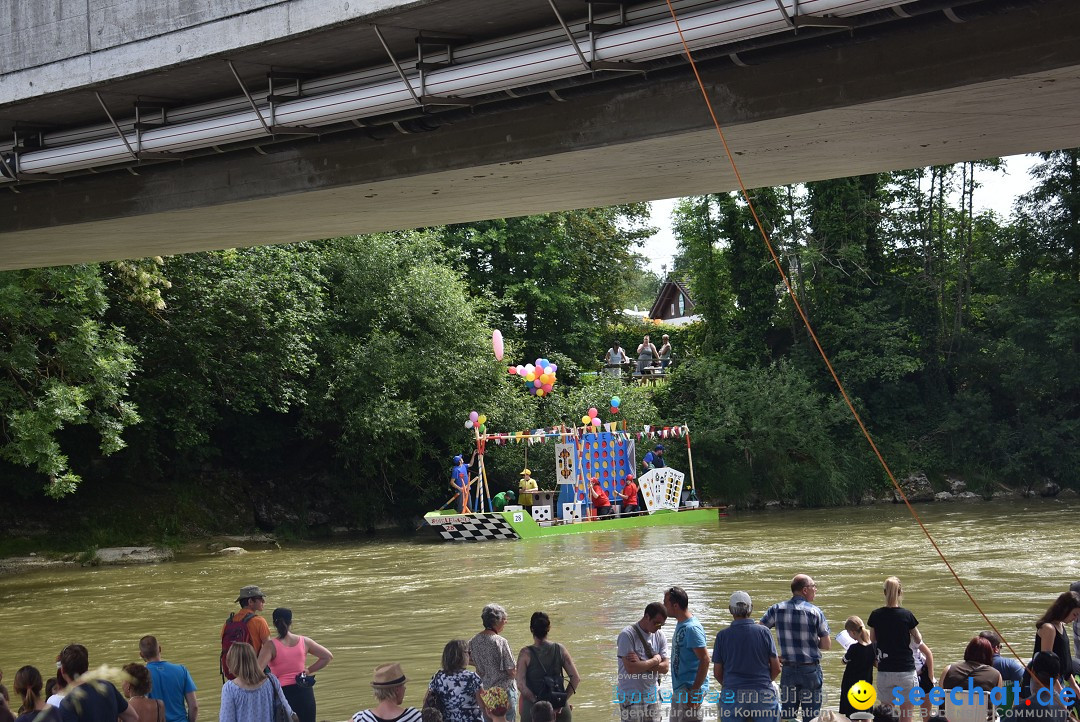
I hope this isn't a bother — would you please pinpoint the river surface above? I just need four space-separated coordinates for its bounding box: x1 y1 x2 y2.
2 498 1077 721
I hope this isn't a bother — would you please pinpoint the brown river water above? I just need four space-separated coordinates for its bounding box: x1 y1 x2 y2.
2 498 1077 721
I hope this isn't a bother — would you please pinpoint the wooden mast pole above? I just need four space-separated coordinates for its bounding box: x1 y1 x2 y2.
684 423 696 493
476 428 493 512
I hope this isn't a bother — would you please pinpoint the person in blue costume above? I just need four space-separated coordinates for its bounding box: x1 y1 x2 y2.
450 453 476 513
642 445 666 471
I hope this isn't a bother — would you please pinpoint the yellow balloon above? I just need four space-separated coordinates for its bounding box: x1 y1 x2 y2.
478 414 487 425
581 416 590 425
526 372 536 382
536 389 545 397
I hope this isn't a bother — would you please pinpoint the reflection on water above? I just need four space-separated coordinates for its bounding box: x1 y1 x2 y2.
2 499 1077 721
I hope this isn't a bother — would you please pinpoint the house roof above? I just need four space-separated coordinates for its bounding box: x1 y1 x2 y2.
648 278 695 320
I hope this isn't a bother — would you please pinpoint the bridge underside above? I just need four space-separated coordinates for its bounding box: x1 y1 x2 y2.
2 0 1078 270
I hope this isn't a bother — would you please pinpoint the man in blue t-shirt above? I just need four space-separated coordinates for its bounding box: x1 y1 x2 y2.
664 586 709 721
139 636 199 722
979 630 1025 683
713 592 781 722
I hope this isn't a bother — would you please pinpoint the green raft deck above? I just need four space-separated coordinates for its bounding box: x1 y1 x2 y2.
423 506 724 542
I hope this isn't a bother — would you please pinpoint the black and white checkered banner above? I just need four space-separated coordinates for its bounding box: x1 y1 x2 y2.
429 513 520 542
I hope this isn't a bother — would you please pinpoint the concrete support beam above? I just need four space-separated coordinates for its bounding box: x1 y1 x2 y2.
0 0 430 106
1 0 1078 269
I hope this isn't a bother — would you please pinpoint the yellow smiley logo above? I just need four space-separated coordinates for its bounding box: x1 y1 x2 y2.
847 680 876 711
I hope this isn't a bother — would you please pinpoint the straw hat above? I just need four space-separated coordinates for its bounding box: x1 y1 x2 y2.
371 663 408 687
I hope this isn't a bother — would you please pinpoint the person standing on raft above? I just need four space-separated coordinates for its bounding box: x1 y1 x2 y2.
519 469 538 511
451 453 476 513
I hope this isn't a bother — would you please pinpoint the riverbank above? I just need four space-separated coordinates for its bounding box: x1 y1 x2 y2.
0 536 282 576
3 473 1074 575
730 472 1078 510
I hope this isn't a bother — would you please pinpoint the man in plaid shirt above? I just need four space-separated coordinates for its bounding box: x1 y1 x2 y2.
759 575 831 722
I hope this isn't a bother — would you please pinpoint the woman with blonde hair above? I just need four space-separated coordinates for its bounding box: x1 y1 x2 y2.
868 577 922 719
219 643 296 722
354 664 421 722
839 616 876 717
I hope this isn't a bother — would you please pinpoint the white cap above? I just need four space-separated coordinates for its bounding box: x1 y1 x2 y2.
729 591 752 608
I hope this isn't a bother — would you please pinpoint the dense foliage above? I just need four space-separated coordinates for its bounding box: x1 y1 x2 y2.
1 151 1077 539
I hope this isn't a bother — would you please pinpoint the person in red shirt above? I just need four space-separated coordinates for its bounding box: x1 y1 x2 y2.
591 478 614 517
619 474 640 515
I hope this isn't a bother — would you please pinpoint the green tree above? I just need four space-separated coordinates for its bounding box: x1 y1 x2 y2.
301 232 523 524
0 265 138 496
719 189 783 367
1017 149 1080 281
439 205 655 367
672 195 731 352
115 246 325 457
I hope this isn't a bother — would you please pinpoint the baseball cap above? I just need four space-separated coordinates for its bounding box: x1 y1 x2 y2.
730 591 752 608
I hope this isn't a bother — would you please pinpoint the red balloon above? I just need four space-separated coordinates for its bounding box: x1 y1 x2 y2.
508 367 518 375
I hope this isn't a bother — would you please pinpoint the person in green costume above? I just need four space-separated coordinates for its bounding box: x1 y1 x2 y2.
492 489 517 512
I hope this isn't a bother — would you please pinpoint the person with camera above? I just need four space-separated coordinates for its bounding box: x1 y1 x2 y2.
515 612 580 722
256 608 333 722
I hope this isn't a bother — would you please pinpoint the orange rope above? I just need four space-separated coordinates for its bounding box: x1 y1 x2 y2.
660 0 1031 667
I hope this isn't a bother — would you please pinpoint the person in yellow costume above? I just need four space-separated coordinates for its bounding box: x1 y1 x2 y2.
519 468 539 508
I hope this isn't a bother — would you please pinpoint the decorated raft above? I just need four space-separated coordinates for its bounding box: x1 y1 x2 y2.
424 421 725 542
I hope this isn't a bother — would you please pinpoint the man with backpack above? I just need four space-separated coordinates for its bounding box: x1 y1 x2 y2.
220 585 271 680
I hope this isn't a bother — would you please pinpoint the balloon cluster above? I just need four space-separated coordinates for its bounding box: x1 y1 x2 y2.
507 358 558 397
580 407 602 428
465 410 488 433
610 395 621 414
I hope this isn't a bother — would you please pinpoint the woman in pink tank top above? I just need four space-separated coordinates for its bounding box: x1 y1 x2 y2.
257 608 333 722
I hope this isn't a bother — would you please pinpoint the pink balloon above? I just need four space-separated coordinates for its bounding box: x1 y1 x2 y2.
517 365 525 375
533 379 542 388
492 329 504 361
588 407 598 418
542 383 553 393
591 417 601 426
469 411 479 423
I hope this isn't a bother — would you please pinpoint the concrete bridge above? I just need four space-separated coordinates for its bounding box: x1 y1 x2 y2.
1 0 1077 269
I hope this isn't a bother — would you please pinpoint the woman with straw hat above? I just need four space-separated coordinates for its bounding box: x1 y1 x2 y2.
352 664 421 722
